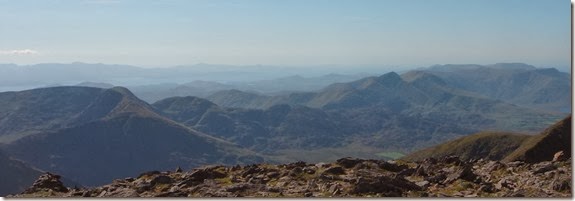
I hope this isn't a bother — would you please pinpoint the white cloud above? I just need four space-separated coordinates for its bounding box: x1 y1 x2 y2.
0 49 39 55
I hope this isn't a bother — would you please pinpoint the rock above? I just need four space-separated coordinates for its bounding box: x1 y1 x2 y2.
289 167 303 176
495 178 515 190
552 151 566 162
477 183 495 193
138 170 161 178
439 155 461 165
150 175 174 186
444 165 476 184
415 181 430 188
176 178 201 188
265 171 280 178
425 173 447 184
241 166 262 177
323 166 345 175
413 165 428 177
24 172 69 194
484 161 505 173
189 167 227 181
533 162 556 174
423 157 437 165
379 161 408 172
266 186 281 193
336 157 363 168
352 176 420 196
155 191 187 197
507 190 526 197
315 162 330 169
135 182 152 193
225 183 251 192
286 161 307 169
328 184 340 194
11 157 572 198
175 166 183 173
397 168 415 177
231 165 242 171
97 190 107 197
551 178 571 192
506 161 524 167
303 167 316 174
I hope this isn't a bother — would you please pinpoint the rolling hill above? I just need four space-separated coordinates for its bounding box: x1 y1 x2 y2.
402 115 571 162
0 86 265 186
153 96 346 153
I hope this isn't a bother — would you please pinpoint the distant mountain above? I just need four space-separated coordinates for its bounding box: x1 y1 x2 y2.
0 63 386 93
157 71 562 160
153 97 346 153
206 90 272 109
0 86 265 186
207 71 561 132
420 63 571 112
75 82 115 88
129 74 368 103
234 73 371 95
402 115 571 162
128 82 228 103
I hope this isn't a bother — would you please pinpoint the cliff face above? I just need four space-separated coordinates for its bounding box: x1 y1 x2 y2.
10 156 571 198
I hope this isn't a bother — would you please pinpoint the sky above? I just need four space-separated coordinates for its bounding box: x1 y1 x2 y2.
0 0 571 69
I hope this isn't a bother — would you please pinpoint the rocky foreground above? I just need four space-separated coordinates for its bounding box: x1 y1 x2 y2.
9 156 572 198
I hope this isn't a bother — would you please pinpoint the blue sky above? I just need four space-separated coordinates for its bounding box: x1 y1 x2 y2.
0 0 570 69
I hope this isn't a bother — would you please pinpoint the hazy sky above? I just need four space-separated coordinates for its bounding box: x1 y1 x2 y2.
0 0 570 68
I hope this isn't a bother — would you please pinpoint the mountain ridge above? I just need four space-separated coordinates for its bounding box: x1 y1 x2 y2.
0 86 267 186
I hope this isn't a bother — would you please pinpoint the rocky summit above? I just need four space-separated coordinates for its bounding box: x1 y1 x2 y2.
10 156 571 198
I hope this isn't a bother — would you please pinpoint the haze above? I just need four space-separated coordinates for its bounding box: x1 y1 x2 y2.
0 0 570 71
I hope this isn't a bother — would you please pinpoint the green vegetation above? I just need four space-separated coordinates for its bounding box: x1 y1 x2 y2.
403 115 571 164
402 132 530 162
503 115 571 163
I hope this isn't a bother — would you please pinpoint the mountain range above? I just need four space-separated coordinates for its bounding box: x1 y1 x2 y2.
0 86 264 186
0 63 569 196
420 63 571 112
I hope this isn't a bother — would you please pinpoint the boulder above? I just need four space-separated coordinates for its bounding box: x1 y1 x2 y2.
379 161 408 172
24 172 69 194
150 175 174 186
336 157 363 168
553 151 566 162
323 166 345 175
444 165 476 184
352 176 420 196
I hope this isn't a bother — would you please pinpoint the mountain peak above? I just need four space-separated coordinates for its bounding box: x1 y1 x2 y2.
401 71 446 86
109 86 135 97
378 71 401 80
